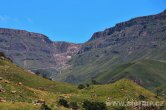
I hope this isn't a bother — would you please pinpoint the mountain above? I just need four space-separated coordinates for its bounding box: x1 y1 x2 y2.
0 28 81 79
55 10 166 94
0 54 164 110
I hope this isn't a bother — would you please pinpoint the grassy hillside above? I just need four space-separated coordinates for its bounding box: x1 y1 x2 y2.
55 11 166 100
96 60 166 95
0 55 165 110
0 102 40 110
64 79 165 110
58 58 166 96
71 79 159 101
0 57 77 94
0 55 76 109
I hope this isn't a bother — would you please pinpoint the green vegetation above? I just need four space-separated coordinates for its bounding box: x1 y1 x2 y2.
0 55 165 110
78 84 86 89
0 10 166 110
40 104 52 110
83 100 107 110
0 57 77 94
69 101 78 110
0 102 40 110
60 58 166 96
58 98 69 108
97 60 166 95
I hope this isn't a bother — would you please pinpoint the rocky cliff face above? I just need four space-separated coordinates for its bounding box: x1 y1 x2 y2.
56 10 166 83
0 28 81 79
0 10 166 83
53 42 81 70
80 10 166 53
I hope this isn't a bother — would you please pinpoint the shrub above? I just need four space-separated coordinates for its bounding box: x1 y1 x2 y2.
58 98 69 108
78 84 85 89
156 87 162 96
83 100 107 110
0 52 5 57
113 106 126 110
0 52 12 62
139 95 146 100
86 84 90 88
69 102 79 110
139 106 158 110
42 74 48 79
91 80 100 85
40 104 51 110
35 71 41 76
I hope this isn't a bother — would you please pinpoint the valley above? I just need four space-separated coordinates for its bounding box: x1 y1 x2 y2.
0 9 166 110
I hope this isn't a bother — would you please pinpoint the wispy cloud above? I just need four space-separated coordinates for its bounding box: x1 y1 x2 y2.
0 15 33 24
26 17 33 23
0 15 10 22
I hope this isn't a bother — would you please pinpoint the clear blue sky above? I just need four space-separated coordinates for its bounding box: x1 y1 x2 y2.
0 0 166 43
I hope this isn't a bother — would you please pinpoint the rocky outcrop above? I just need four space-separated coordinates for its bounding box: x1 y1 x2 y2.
58 9 166 84
0 28 81 79
1 10 166 83
53 42 81 70
80 9 166 53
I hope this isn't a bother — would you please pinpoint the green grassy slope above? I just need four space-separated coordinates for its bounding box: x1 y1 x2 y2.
96 60 166 95
71 79 158 101
0 79 38 102
59 58 166 96
0 58 77 94
0 78 164 110
0 102 40 110
0 55 77 109
90 79 158 101
68 79 165 110
0 55 165 110
55 48 124 83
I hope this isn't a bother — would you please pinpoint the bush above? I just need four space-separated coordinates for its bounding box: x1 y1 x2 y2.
0 52 5 57
78 84 85 89
69 102 79 110
83 100 107 110
58 98 69 108
156 87 162 96
91 80 100 85
139 106 158 110
113 106 126 110
0 52 12 62
40 104 51 110
35 71 41 76
139 95 146 100
86 84 90 88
